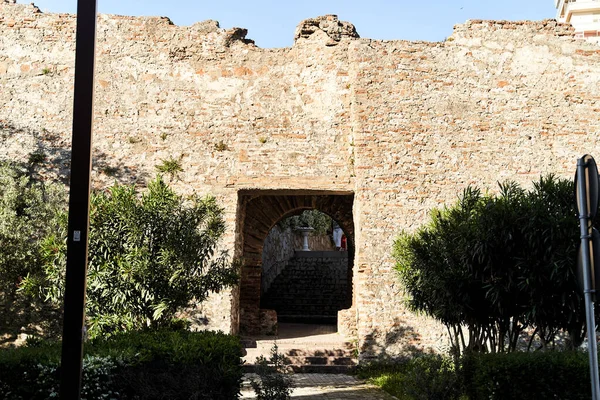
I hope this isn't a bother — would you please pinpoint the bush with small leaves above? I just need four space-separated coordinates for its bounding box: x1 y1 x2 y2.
251 344 294 400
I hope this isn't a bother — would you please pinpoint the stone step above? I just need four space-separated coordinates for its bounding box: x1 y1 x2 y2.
289 364 356 374
285 356 357 366
242 363 356 374
243 338 355 349
245 346 355 358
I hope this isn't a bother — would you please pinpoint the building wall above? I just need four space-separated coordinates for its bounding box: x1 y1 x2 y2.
1 2 600 358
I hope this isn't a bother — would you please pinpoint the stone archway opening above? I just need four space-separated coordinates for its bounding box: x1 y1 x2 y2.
260 210 351 326
236 190 355 337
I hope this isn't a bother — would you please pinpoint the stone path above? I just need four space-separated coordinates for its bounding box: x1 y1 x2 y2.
240 373 397 399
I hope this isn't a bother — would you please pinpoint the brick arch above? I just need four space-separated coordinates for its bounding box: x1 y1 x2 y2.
237 191 354 334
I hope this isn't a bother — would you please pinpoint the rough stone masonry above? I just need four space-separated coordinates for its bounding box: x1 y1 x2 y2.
1 1 600 359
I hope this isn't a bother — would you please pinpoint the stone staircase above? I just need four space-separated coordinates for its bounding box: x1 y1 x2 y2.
261 251 349 324
242 323 357 374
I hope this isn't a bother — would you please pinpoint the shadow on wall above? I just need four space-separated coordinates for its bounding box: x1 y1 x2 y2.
0 121 148 186
360 317 431 361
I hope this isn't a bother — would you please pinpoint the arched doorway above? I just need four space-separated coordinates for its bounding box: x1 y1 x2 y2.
236 190 354 335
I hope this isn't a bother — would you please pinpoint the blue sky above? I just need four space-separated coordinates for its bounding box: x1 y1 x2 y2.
30 0 558 48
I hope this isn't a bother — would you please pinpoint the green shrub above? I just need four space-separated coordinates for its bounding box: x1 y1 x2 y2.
356 361 411 398
461 351 590 400
0 330 243 400
0 161 65 298
394 176 587 354
250 344 294 400
403 355 461 400
358 355 461 400
361 352 594 400
88 330 244 399
26 176 239 338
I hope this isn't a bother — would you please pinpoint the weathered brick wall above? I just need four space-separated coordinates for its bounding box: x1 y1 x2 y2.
1 2 599 358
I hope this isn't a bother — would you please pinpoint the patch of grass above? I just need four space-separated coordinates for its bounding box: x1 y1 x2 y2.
42 68 52 75
357 362 409 398
357 355 462 400
259 137 267 144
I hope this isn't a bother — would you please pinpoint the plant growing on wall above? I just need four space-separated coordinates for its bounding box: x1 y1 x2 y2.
25 175 239 338
156 157 183 180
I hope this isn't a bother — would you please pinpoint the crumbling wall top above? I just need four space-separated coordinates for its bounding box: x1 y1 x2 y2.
452 18 574 38
294 15 359 46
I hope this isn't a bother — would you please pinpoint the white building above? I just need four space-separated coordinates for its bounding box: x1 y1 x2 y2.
555 0 600 42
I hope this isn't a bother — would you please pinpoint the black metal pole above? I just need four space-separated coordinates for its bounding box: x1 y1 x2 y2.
59 1 97 399
577 157 600 400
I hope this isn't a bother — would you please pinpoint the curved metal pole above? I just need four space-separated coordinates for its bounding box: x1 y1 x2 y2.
576 156 600 400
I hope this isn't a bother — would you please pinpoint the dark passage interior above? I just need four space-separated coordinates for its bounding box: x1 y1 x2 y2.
237 191 354 335
261 250 349 324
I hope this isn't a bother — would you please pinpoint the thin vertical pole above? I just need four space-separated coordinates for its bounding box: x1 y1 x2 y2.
59 1 97 399
576 157 600 400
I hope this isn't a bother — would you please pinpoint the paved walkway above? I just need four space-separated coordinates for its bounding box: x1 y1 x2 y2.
241 373 397 399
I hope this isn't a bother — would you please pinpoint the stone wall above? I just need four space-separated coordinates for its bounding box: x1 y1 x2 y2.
1 1 599 358
261 225 295 294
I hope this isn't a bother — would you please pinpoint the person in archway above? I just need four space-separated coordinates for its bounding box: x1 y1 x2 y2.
332 220 343 250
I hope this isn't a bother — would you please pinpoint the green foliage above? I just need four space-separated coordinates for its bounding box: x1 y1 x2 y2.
360 352 591 400
31 176 239 338
250 344 294 400
394 175 586 355
461 351 589 400
155 157 183 179
358 355 462 400
278 209 332 235
0 330 243 400
0 162 65 298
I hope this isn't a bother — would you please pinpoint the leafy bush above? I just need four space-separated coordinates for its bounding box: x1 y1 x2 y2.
361 351 592 400
0 161 65 298
26 176 239 338
0 330 243 400
0 343 122 400
461 351 590 400
394 176 588 355
403 355 461 400
358 355 461 400
251 344 294 400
